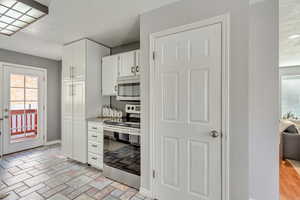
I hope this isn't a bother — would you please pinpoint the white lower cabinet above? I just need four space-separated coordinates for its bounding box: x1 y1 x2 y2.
87 121 104 169
88 153 103 169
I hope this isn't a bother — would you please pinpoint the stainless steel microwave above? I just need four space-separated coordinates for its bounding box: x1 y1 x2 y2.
116 77 140 101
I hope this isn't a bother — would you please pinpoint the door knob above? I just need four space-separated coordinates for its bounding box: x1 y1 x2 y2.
210 130 220 138
4 116 9 119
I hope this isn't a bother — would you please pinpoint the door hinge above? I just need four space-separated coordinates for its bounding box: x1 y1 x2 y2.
152 51 156 60
152 170 156 179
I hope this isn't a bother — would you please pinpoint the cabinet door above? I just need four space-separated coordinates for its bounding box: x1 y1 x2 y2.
119 51 136 77
72 81 87 163
62 45 73 81
135 50 140 75
62 82 73 117
61 82 73 158
72 81 85 118
102 55 119 96
72 40 86 81
61 118 73 158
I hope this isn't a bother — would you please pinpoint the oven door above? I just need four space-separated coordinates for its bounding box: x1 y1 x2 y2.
103 131 140 176
116 79 140 101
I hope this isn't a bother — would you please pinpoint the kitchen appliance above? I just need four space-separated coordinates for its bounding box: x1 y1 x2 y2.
103 104 141 188
116 76 140 101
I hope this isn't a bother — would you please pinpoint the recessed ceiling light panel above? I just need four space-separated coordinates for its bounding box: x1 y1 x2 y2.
0 0 48 36
289 34 300 40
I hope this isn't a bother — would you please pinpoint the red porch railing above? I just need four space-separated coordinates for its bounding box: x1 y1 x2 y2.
10 109 38 138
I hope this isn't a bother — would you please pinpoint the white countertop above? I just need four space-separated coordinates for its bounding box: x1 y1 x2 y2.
86 117 120 123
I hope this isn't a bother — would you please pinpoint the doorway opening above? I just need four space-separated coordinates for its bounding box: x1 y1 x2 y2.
279 0 300 198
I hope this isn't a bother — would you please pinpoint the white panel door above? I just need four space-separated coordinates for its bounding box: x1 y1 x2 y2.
72 81 87 163
153 23 222 200
102 55 119 96
61 81 73 158
119 51 136 77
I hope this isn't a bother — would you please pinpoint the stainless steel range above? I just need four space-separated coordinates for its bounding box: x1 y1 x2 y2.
103 104 140 189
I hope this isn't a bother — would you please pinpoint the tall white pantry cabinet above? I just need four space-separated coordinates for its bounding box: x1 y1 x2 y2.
61 39 110 163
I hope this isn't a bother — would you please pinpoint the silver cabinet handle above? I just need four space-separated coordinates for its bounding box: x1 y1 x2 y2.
92 144 98 148
92 127 97 130
131 66 136 73
91 157 97 160
69 85 73 96
210 130 220 138
70 66 72 79
92 135 98 138
70 66 75 79
72 66 76 78
72 84 76 96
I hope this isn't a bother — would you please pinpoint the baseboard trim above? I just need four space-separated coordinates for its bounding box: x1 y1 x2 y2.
45 140 61 146
139 187 152 198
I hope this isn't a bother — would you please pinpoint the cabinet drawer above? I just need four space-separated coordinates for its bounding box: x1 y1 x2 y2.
88 153 103 169
88 142 102 155
88 122 103 132
88 131 103 143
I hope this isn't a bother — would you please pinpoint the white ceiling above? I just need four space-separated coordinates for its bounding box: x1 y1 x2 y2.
0 0 180 60
280 0 300 66
2 0 297 64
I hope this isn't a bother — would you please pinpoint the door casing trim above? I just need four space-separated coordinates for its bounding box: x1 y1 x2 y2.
148 14 230 200
0 61 48 150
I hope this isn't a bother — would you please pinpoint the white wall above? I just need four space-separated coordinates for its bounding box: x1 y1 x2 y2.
249 0 279 199
140 0 279 199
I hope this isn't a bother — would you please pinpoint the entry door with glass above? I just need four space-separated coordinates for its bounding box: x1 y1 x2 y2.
3 65 46 154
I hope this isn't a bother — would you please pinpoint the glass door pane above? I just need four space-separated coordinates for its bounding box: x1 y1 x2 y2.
9 73 39 143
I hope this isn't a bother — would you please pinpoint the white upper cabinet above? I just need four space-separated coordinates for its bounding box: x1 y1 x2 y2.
119 51 136 78
62 45 73 81
101 49 140 96
72 40 86 81
62 40 86 81
102 55 119 96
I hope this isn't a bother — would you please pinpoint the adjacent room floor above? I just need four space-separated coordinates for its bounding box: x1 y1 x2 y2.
0 145 149 200
280 160 300 200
